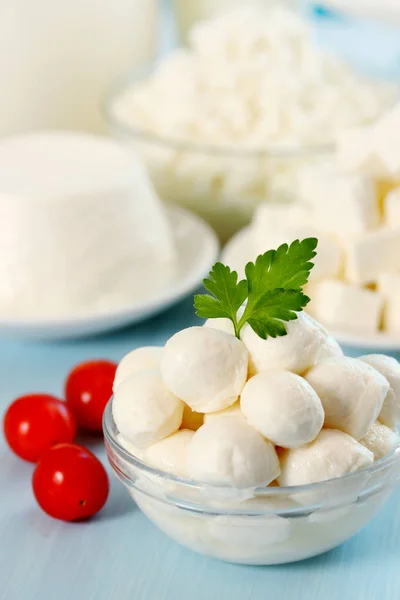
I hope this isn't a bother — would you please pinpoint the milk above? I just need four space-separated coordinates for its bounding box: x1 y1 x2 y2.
0 0 158 135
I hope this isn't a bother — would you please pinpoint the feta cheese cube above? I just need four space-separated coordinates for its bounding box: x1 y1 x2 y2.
336 127 379 175
252 202 310 246
345 228 400 285
311 232 344 281
377 274 400 334
253 216 343 280
306 279 384 334
301 169 379 235
384 186 400 228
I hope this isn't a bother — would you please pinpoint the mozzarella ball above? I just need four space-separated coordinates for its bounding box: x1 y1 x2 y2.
186 418 280 488
318 336 344 361
203 400 244 423
112 370 184 448
241 370 324 448
360 421 400 461
305 357 389 440
278 429 374 487
240 312 336 376
359 354 400 431
204 317 235 336
144 429 195 476
181 405 204 431
161 326 248 413
116 433 145 460
113 346 163 392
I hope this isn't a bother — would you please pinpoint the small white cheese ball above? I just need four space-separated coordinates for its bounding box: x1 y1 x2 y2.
113 346 163 392
241 370 324 448
181 405 204 431
186 418 280 488
144 430 195 476
204 317 235 336
240 312 338 376
359 421 400 461
112 370 184 448
359 354 400 431
116 433 145 460
305 357 389 440
318 335 344 361
161 326 248 413
278 429 374 487
203 400 244 423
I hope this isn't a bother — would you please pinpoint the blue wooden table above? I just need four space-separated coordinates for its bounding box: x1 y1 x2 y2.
1 295 400 600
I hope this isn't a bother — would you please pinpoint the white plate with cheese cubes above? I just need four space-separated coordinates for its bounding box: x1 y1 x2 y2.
223 102 400 352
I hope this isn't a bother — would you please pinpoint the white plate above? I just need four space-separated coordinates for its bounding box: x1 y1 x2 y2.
222 228 400 352
0 206 219 340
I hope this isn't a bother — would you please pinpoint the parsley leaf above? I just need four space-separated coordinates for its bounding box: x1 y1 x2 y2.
194 263 248 337
194 237 318 340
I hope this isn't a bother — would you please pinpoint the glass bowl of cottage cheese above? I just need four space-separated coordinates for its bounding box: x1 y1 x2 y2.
104 309 400 565
105 5 397 241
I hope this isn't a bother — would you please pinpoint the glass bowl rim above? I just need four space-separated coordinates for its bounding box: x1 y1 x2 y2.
103 397 400 497
103 61 338 160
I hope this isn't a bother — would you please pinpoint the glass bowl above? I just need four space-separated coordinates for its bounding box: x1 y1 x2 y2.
104 66 339 243
104 58 397 242
103 400 400 565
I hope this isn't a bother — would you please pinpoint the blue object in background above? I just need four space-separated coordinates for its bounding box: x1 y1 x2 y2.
311 4 342 20
309 3 400 81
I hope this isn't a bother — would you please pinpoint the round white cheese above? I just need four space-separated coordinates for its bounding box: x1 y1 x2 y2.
186 417 280 488
203 400 244 423
240 312 337 376
203 317 235 336
359 354 400 431
113 346 163 392
112 369 184 448
241 370 324 448
0 132 176 318
116 433 145 460
278 429 374 487
305 357 389 440
359 421 400 461
144 429 195 476
161 326 248 413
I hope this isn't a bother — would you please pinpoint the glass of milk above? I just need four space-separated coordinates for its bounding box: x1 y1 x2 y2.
0 0 158 135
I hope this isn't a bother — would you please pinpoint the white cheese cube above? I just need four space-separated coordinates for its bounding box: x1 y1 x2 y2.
307 279 384 334
252 203 310 254
301 169 379 235
336 127 378 174
254 224 343 281
311 232 344 281
384 187 400 228
377 274 400 334
345 228 400 285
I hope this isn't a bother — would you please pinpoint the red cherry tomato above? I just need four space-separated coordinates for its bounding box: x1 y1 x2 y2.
3 394 77 462
65 360 117 431
32 443 109 521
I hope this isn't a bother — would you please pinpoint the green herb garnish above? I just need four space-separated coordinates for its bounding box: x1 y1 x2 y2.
194 238 318 339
